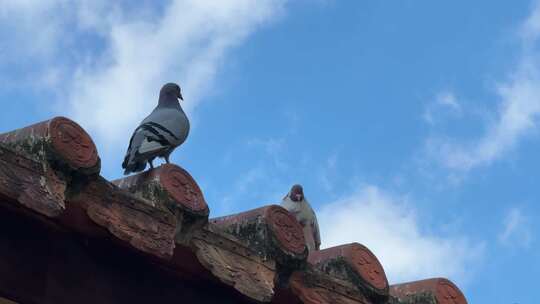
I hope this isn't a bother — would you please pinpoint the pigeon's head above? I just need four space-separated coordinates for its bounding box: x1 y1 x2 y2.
160 82 183 101
289 184 304 202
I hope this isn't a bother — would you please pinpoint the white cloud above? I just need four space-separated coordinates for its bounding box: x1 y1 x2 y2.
318 151 339 193
70 1 286 147
431 66 540 171
247 137 288 170
218 166 267 215
0 0 287 174
499 208 533 248
318 185 483 284
436 91 461 110
427 3 540 172
0 1 66 59
423 90 462 125
522 0 540 42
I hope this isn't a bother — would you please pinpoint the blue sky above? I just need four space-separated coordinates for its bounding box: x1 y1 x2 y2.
1 1 539 303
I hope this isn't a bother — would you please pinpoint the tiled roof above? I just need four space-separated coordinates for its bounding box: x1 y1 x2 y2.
0 116 468 304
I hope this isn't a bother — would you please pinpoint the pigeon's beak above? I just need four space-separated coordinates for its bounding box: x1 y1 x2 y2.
178 93 184 101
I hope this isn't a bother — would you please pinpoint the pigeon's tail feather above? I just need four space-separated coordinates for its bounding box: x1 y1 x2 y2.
123 158 146 175
122 114 185 175
122 147 147 175
121 153 130 170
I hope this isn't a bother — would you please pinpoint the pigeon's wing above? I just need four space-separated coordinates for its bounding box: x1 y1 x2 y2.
122 129 145 173
122 103 189 175
312 213 321 250
305 200 321 250
137 122 175 153
122 120 178 174
142 108 190 147
122 127 154 173
131 108 187 154
126 122 174 157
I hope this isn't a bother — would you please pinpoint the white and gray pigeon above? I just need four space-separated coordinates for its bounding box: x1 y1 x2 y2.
281 184 321 252
122 83 190 175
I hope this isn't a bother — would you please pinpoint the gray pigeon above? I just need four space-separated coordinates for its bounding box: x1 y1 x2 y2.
281 184 321 251
122 83 190 175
